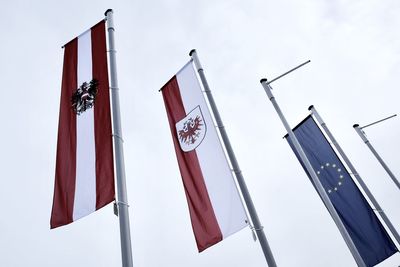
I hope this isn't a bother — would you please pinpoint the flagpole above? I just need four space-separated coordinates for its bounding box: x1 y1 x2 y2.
353 122 400 191
309 107 400 245
105 9 134 267
190 49 277 267
260 80 366 267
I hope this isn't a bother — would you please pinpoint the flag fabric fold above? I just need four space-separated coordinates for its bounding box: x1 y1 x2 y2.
51 20 115 229
161 61 248 252
286 115 397 267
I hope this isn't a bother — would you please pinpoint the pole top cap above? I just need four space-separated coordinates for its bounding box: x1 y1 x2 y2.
105 9 113 16
308 105 314 111
353 124 360 128
260 78 268 84
189 49 197 56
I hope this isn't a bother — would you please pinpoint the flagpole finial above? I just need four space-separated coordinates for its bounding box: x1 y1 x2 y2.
189 49 197 56
353 124 360 128
308 105 314 111
105 9 113 16
260 78 268 83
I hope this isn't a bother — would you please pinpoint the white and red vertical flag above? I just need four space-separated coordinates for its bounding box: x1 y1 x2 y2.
51 21 115 229
161 61 248 252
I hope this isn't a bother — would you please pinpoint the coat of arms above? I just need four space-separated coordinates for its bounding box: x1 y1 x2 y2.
175 106 207 152
71 79 98 115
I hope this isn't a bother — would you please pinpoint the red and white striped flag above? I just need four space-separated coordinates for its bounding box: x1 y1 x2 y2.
51 21 115 229
161 61 248 252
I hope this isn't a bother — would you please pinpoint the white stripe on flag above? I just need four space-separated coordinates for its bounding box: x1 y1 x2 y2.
176 62 248 238
73 30 96 221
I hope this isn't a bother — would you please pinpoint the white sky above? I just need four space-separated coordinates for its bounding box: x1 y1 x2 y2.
1 1 399 266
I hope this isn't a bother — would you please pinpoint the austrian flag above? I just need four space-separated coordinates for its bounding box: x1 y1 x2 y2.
51 21 115 229
161 61 248 252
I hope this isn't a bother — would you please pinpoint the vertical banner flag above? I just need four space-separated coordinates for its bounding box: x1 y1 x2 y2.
51 21 115 229
161 61 248 252
286 115 397 267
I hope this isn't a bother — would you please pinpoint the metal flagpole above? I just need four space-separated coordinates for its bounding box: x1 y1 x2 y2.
105 9 134 267
353 117 400 191
310 106 400 245
260 79 366 267
190 49 277 267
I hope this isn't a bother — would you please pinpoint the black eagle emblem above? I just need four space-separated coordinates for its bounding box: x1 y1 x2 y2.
71 79 99 115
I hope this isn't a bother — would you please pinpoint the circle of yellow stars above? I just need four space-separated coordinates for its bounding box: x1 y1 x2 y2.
316 162 345 194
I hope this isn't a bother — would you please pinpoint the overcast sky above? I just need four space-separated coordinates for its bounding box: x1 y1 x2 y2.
1 1 399 266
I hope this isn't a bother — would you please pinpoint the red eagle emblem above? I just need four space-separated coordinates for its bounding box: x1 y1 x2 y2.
178 115 203 145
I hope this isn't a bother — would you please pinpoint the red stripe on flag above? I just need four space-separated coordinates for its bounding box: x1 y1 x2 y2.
50 38 78 229
91 21 115 210
162 77 222 252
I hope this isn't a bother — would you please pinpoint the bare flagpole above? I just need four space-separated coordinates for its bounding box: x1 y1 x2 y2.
260 75 366 267
353 116 400 191
190 49 277 267
105 9 134 267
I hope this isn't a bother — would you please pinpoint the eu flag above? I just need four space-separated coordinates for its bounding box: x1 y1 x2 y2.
286 115 397 267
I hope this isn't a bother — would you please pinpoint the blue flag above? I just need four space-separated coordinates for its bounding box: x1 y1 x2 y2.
286 115 397 267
